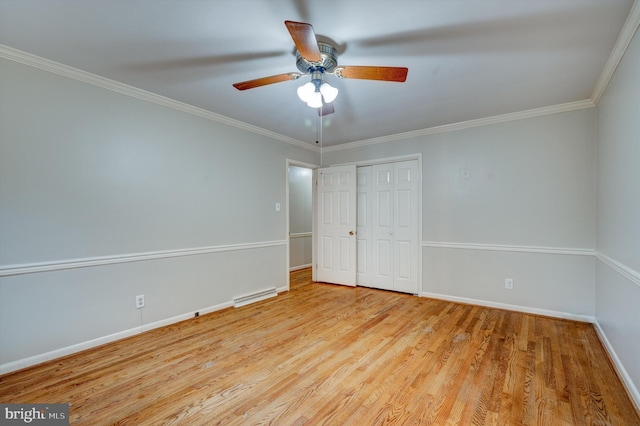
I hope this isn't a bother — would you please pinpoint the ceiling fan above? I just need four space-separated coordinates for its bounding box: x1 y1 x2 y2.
233 21 408 116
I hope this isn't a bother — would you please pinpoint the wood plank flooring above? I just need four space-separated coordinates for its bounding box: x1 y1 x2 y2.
1 268 638 425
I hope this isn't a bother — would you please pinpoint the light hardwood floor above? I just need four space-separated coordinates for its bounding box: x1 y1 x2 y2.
1 268 638 425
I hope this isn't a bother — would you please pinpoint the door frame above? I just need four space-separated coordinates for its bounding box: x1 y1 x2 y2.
330 153 423 294
285 159 319 291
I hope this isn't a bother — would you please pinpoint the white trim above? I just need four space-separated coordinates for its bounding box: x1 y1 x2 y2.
0 240 287 277
0 300 234 375
324 100 595 152
330 153 422 167
421 291 596 323
312 168 318 282
593 320 640 411
592 0 640 104
596 251 640 287
0 328 139 376
140 301 234 333
0 44 316 153
417 156 424 296
423 241 595 256
290 263 312 272
287 160 319 170
290 232 312 239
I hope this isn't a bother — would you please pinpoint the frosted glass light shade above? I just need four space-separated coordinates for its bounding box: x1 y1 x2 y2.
297 82 315 102
320 82 338 103
306 91 323 108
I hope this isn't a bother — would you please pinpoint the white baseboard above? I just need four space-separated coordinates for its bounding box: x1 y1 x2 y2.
593 321 640 411
420 291 596 323
289 263 312 272
0 300 233 375
0 328 140 376
140 301 233 333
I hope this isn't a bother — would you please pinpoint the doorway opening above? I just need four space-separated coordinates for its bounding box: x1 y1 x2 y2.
288 164 314 272
286 159 317 291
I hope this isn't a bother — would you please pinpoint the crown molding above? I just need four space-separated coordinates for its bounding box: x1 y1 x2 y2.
324 99 595 153
323 1 640 153
0 44 317 152
0 44 595 156
591 0 640 104
4 0 638 157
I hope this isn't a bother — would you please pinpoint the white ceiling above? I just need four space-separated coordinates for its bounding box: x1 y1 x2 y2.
0 0 635 147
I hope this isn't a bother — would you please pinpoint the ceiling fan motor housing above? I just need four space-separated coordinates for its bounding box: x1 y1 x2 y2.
296 42 338 74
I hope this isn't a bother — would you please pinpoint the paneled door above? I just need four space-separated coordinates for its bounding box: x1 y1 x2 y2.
356 166 372 286
391 160 420 294
371 163 395 290
316 165 357 286
368 160 420 294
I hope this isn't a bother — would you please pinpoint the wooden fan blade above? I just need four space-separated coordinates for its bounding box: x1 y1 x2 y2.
318 103 334 116
285 20 322 63
233 72 302 90
335 66 408 82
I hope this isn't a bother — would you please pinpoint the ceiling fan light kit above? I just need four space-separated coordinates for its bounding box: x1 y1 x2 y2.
233 20 408 117
296 70 339 107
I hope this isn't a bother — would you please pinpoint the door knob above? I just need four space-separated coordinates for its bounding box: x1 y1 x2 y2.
349 231 355 235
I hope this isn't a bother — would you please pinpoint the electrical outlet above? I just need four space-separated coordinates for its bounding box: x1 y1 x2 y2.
504 278 514 290
136 294 145 309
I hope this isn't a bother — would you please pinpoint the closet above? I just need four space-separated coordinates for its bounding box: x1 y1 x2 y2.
356 160 420 294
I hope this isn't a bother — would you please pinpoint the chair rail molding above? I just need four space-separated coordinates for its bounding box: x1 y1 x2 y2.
422 241 595 256
0 240 287 277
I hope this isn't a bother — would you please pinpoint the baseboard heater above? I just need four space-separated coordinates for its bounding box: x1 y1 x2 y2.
233 287 278 308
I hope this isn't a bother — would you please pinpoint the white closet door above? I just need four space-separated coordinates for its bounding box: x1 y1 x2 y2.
392 160 420 294
371 163 395 290
356 166 372 286
316 165 357 286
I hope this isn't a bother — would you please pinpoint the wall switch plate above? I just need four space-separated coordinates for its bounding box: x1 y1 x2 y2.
505 278 514 289
275 202 281 212
136 294 145 309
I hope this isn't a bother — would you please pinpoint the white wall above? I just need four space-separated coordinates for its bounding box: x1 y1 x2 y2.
0 57 318 371
595 25 640 404
288 166 313 270
323 108 596 319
